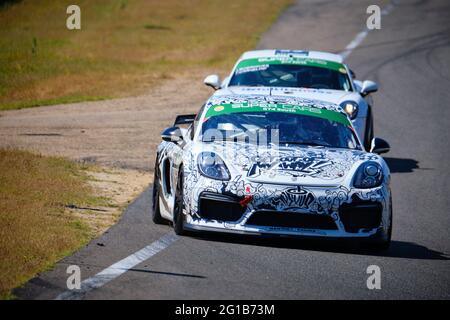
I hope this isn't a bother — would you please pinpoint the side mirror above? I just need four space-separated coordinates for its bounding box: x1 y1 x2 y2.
161 126 183 143
204 74 221 90
353 79 362 92
370 137 390 154
360 80 378 96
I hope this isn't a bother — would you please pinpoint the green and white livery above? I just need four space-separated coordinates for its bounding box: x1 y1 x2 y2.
152 93 393 250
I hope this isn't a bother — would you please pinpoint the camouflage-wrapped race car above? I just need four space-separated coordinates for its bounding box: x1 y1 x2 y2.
152 94 392 250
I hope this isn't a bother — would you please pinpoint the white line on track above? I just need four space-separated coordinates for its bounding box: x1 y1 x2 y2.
55 232 178 300
55 2 396 301
339 2 394 60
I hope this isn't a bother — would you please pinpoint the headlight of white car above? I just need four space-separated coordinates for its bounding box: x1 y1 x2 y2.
197 152 230 181
340 101 359 120
353 161 383 188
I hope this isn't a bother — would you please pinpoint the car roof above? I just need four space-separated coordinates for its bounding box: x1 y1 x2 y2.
239 50 344 64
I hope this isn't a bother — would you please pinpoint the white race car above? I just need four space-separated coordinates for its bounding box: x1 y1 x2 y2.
204 50 378 150
152 94 393 250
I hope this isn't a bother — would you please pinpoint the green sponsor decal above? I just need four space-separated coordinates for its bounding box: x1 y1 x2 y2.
235 57 347 73
205 103 350 126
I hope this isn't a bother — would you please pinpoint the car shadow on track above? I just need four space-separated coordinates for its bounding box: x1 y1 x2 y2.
189 232 449 260
384 157 422 173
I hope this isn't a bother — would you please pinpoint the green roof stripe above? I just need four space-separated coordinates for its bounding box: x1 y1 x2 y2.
235 57 347 73
205 103 351 126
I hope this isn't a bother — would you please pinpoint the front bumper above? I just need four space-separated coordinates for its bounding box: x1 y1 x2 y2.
184 183 390 239
184 218 384 239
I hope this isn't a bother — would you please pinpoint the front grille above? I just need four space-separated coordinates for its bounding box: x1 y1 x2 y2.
198 192 246 222
339 201 382 233
246 211 338 230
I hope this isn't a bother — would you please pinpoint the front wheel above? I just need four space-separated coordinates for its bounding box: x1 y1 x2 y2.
364 230 391 251
173 167 186 235
151 172 165 224
363 199 392 251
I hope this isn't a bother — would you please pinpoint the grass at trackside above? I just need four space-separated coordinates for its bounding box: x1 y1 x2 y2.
0 149 108 299
0 0 292 110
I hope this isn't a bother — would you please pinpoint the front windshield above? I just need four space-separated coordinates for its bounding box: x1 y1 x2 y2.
200 107 360 150
228 58 352 91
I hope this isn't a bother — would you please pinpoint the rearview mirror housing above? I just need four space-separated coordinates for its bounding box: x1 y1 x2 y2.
361 80 378 96
161 126 183 144
204 74 221 90
370 137 390 154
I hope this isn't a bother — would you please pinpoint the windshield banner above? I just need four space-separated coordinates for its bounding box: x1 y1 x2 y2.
205 103 351 126
235 57 347 74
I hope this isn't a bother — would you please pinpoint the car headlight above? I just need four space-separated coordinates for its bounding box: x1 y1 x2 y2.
353 161 383 188
197 152 230 180
340 101 359 120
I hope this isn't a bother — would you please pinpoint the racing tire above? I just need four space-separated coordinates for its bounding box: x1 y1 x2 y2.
363 198 392 251
173 167 186 235
151 170 165 225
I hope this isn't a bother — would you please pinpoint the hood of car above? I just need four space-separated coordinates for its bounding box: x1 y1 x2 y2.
217 86 357 105
199 141 377 186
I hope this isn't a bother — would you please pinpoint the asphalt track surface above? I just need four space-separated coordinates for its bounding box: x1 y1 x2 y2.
17 0 450 299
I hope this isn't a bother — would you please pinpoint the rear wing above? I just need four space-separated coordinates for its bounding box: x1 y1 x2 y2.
174 114 196 126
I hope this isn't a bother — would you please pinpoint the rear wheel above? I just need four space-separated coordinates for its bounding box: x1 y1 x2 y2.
173 167 186 235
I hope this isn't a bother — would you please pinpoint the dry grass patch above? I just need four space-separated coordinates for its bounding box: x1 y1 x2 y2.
0 149 150 299
0 0 292 110
75 167 151 236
